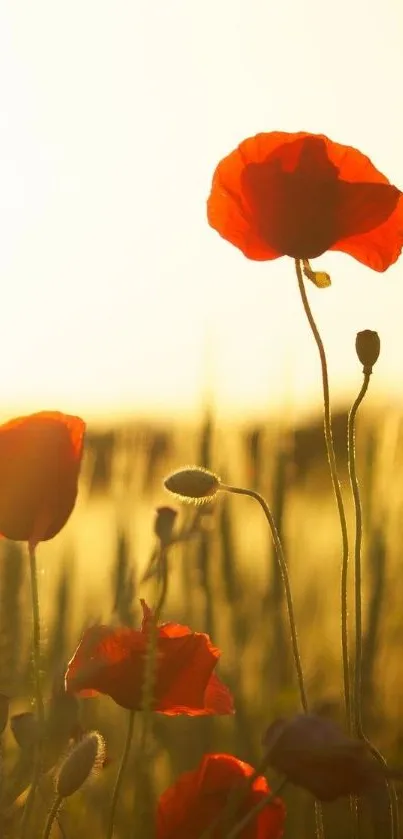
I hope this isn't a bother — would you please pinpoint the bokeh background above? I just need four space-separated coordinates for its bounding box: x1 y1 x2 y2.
0 1 403 836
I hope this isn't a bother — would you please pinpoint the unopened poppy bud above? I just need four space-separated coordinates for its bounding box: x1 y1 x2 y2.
164 467 221 505
154 506 178 545
11 712 39 749
355 330 380 373
262 714 384 801
56 731 105 798
0 694 9 735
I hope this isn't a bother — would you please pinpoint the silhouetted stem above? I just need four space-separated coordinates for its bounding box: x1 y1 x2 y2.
135 546 169 839
106 710 136 839
348 373 370 737
348 373 398 839
295 259 351 728
42 796 62 839
20 543 45 838
224 779 287 838
221 483 308 712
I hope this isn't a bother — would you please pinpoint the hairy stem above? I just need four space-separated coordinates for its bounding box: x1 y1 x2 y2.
221 483 307 711
20 544 45 838
107 710 136 839
295 258 350 728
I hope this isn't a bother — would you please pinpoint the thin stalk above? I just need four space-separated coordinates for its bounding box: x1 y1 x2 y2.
220 483 307 711
20 543 45 838
348 374 398 839
348 373 370 737
106 710 136 839
295 258 351 727
224 779 287 839
133 547 169 839
42 796 62 839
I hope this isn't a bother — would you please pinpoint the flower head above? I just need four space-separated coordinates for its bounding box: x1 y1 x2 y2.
157 753 285 839
164 467 220 504
208 132 403 272
0 411 85 544
65 600 233 715
262 714 385 801
355 330 381 373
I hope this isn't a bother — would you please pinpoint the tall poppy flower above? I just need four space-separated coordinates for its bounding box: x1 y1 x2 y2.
207 132 403 272
0 411 85 544
157 753 285 839
65 600 234 715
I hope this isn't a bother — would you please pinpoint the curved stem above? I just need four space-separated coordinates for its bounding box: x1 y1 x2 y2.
106 710 135 839
221 483 307 712
348 373 398 839
295 258 351 728
42 796 62 839
20 543 45 838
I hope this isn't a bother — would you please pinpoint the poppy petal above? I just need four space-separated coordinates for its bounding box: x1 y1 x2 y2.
0 411 85 543
208 130 403 269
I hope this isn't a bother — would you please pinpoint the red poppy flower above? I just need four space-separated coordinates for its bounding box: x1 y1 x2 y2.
207 132 403 271
157 753 285 839
0 411 85 544
65 600 234 715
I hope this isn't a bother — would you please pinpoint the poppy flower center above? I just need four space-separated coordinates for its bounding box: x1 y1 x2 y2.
242 137 341 259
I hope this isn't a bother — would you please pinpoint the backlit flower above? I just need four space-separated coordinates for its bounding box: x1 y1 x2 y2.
0 411 85 544
65 600 234 715
157 753 285 839
262 714 387 801
207 132 403 272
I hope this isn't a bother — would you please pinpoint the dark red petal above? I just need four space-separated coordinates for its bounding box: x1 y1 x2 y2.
156 634 219 713
203 672 235 715
331 193 403 271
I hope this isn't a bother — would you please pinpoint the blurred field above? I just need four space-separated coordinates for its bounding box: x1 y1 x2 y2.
1 404 403 838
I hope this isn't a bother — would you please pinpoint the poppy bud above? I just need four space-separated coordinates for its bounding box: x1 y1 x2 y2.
262 714 385 801
11 712 39 749
355 330 381 373
0 694 9 736
164 467 221 505
56 731 105 798
154 506 178 545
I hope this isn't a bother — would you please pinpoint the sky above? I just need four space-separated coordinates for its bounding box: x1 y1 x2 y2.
0 0 402 423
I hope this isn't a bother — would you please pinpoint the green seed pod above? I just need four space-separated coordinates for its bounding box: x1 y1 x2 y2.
164 467 221 505
56 731 105 798
355 330 380 373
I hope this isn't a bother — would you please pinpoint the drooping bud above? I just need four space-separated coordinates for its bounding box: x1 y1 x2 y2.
355 330 380 374
11 712 39 749
262 714 385 801
56 731 105 798
154 506 178 545
0 695 9 736
164 467 221 505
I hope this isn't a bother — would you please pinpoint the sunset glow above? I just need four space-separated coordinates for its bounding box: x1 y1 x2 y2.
0 1 402 421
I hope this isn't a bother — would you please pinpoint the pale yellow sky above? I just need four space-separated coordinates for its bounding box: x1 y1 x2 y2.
0 0 402 421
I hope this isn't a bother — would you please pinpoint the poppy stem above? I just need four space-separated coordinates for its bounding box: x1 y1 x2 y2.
220 483 308 712
135 546 169 838
348 374 398 839
106 709 136 839
41 795 62 839
347 373 371 739
294 258 351 730
20 543 45 838
224 778 287 839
